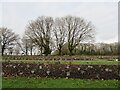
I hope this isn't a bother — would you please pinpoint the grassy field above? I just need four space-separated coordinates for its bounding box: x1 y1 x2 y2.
2 60 119 65
2 77 119 88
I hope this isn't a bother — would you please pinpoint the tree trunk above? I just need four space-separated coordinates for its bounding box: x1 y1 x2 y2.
1 49 4 56
40 46 43 55
44 46 51 56
25 46 28 55
58 45 62 56
58 48 62 56
30 47 32 55
1 45 5 56
69 48 73 56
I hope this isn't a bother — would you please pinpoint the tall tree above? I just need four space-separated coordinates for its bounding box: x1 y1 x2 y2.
20 37 29 55
63 16 95 55
0 27 19 56
21 37 35 55
53 18 67 55
25 16 53 56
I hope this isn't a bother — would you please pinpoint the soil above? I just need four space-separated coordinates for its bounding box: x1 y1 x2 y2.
2 62 120 80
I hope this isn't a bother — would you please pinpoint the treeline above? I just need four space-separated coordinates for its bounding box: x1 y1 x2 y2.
0 16 118 56
52 43 118 55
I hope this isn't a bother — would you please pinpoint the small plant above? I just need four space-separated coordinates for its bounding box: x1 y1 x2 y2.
54 61 61 64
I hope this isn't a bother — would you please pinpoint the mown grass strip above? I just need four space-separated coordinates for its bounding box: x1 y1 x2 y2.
2 77 119 88
2 60 120 65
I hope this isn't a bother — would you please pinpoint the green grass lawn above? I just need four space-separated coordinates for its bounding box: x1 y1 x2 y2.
0 78 2 90
2 77 119 88
61 61 119 65
2 60 119 65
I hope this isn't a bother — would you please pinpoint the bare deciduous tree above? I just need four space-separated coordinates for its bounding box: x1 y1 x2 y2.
22 37 35 55
14 45 21 55
63 16 95 55
25 16 53 56
0 27 19 56
20 37 29 55
53 18 67 55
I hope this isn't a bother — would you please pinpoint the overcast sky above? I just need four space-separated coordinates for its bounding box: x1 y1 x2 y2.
0 1 118 43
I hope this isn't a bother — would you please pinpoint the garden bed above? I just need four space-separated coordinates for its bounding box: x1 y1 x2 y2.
2 62 120 80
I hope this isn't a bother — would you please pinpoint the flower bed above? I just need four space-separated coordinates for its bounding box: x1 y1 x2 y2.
2 62 120 80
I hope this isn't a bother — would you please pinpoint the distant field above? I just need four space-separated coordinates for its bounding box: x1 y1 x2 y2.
2 77 119 88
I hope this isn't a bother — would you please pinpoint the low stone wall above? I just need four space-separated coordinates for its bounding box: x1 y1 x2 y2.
2 62 120 80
